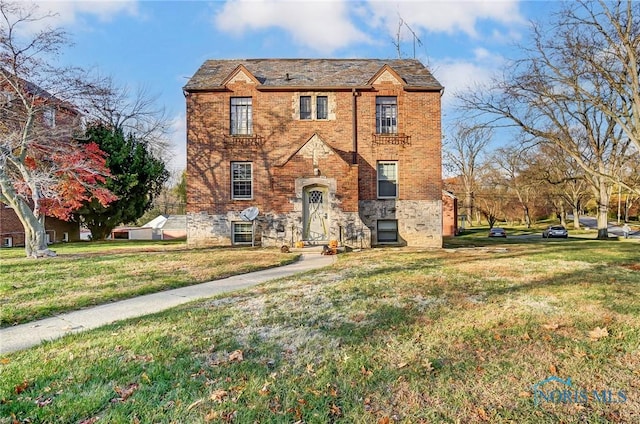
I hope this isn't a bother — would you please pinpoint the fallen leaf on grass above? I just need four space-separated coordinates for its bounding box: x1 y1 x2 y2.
361 366 373 377
78 418 99 424
378 417 390 424
549 364 558 375
187 398 204 411
0 358 10 365
36 396 53 407
228 350 243 362
589 327 609 340
210 389 228 402
14 380 29 394
204 410 219 422
330 403 342 417
111 383 139 403
542 323 559 330
477 407 490 421
519 391 532 398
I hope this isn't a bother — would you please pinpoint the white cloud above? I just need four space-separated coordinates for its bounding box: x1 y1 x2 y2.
432 48 506 109
15 1 140 34
213 0 370 54
367 0 525 39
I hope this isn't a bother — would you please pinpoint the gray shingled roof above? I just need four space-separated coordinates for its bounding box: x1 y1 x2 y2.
184 59 442 91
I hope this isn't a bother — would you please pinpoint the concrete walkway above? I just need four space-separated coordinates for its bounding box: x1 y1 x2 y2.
0 253 336 355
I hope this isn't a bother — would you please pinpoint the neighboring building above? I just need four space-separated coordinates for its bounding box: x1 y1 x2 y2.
1 73 82 249
442 190 458 237
0 202 80 247
110 215 187 240
184 59 443 248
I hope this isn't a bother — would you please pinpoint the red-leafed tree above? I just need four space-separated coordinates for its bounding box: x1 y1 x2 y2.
0 1 116 257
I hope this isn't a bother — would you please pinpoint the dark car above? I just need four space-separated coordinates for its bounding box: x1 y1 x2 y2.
542 225 568 238
488 227 507 238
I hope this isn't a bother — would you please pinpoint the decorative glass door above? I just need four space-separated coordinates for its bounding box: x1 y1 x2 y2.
303 187 328 241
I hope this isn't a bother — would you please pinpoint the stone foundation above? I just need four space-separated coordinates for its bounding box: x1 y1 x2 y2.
359 199 442 247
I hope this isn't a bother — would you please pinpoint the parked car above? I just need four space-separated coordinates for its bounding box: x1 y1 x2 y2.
488 227 507 238
542 225 568 238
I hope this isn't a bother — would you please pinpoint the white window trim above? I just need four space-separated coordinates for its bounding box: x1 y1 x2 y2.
231 161 253 200
232 221 254 245
377 160 398 199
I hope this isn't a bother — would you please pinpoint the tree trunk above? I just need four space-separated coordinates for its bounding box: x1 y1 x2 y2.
572 207 581 229
559 203 567 227
523 205 531 228
595 180 610 240
464 191 474 227
18 204 55 258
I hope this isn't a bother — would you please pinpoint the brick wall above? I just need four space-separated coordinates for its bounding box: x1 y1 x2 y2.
0 203 80 247
186 74 442 247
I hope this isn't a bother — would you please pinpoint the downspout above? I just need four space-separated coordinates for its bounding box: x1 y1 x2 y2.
352 88 359 165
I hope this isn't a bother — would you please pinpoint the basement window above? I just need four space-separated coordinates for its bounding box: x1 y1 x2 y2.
232 222 253 245
2 237 12 248
377 220 398 243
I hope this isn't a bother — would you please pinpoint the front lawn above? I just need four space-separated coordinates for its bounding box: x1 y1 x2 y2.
0 241 297 327
1 240 638 422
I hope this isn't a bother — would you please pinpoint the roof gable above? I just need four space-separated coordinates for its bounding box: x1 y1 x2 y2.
221 64 261 87
369 64 404 86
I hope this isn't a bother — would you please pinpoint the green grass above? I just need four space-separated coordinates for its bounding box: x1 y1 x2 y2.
0 241 298 327
1 239 639 423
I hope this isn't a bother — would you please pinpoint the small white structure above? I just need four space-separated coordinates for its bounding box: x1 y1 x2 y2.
110 215 187 240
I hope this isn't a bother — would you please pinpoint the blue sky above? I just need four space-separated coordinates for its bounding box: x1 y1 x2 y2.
27 0 549 174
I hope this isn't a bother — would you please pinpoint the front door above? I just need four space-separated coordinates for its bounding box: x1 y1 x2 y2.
303 187 328 241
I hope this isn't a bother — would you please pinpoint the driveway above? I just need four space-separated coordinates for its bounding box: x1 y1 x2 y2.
573 215 638 239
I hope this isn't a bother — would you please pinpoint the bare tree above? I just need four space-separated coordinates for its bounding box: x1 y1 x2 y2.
82 78 170 159
443 122 492 227
457 4 635 239
531 144 590 229
559 1 640 155
492 146 539 228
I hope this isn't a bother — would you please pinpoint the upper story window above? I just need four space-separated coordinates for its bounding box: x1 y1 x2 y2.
377 161 398 198
316 96 328 120
231 161 253 200
376 96 397 134
230 97 252 135
300 96 312 120
43 106 56 128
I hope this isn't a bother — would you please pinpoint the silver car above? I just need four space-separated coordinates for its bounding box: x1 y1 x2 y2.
542 225 568 238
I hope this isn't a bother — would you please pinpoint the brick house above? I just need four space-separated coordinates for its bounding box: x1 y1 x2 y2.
184 59 443 248
1 73 82 248
0 202 80 247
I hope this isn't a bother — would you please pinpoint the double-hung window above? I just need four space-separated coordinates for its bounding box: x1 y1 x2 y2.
376 96 397 134
316 96 328 119
232 222 253 244
231 162 252 199
377 161 398 198
300 96 312 120
230 97 252 135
